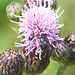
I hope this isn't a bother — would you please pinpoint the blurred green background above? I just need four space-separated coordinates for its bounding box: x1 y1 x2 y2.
0 0 75 75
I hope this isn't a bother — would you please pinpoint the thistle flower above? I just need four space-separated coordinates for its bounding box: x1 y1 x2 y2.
0 49 24 75
52 40 71 64
6 2 22 21
13 0 64 60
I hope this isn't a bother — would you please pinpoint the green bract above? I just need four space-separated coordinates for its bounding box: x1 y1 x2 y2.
6 2 22 21
52 40 71 64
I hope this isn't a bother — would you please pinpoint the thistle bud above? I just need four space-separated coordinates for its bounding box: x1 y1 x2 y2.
52 40 71 64
6 2 22 21
64 32 75 51
18 34 52 74
64 32 75 64
0 49 25 75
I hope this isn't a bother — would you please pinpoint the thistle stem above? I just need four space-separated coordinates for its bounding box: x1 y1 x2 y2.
57 63 67 75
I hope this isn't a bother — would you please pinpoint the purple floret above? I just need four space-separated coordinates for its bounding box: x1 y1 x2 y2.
14 0 64 59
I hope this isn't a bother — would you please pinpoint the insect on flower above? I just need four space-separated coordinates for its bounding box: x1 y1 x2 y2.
11 0 65 60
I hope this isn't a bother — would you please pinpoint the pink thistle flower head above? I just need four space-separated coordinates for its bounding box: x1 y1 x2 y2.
14 0 65 59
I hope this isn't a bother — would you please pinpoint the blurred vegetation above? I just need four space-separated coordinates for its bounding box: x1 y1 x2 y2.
0 0 75 75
